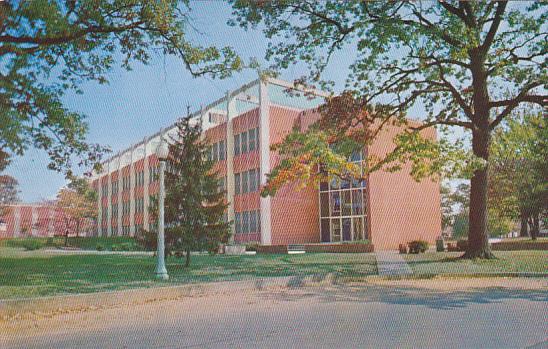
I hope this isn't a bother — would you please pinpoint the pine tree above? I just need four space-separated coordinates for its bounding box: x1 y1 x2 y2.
164 116 231 268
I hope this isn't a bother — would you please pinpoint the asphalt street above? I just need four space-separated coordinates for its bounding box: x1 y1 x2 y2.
3 279 547 349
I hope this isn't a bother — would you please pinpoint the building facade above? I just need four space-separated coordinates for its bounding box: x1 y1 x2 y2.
89 78 441 250
0 203 93 238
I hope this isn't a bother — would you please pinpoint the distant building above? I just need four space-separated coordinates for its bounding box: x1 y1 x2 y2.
0 203 93 238
90 78 441 250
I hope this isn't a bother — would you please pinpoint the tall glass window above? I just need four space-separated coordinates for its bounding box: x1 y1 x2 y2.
319 148 367 242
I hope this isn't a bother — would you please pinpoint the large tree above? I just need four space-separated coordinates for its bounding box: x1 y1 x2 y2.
56 177 97 245
488 110 547 239
164 116 231 267
1 0 241 176
231 1 547 258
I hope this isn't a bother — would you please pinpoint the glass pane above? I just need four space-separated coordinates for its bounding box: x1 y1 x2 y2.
219 140 225 160
234 134 240 156
249 210 257 232
235 213 241 234
248 128 256 151
320 192 329 217
352 217 364 241
330 192 340 216
342 218 352 241
352 190 363 215
330 177 340 190
249 169 257 192
212 142 218 162
342 190 352 216
331 219 341 242
321 219 330 242
319 181 328 191
235 173 240 194
242 171 248 193
255 127 260 149
242 211 249 234
241 131 248 153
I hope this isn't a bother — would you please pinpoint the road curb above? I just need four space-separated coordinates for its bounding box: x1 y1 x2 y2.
0 275 322 320
369 272 548 281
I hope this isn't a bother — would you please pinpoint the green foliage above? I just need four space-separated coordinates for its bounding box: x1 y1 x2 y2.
488 111 547 236
1 0 241 176
164 116 232 266
96 243 105 251
407 240 429 254
111 242 137 252
136 228 157 251
452 214 469 239
21 239 43 251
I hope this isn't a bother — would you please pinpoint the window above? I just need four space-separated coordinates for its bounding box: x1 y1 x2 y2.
248 128 256 151
242 211 249 234
235 212 241 234
234 134 240 156
240 131 248 153
342 190 352 216
235 173 240 195
212 142 219 162
219 140 226 161
331 219 341 242
241 171 248 193
250 210 257 232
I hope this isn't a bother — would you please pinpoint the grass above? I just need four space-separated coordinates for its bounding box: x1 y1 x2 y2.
0 236 142 251
403 251 548 275
0 248 376 300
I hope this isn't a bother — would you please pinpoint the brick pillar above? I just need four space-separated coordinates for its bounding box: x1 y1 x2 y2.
129 146 136 237
143 138 150 232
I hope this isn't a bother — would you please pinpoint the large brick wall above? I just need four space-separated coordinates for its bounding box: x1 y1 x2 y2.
366 121 442 250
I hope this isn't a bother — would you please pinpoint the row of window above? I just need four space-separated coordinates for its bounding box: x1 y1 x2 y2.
234 127 259 156
208 140 227 162
235 168 260 195
234 210 261 234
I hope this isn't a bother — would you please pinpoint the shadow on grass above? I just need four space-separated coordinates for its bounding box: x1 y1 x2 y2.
258 282 548 311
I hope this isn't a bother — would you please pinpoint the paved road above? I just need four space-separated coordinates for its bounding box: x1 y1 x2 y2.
3 279 547 349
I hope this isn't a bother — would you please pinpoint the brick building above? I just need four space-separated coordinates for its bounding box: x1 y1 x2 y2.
0 203 93 238
89 78 441 250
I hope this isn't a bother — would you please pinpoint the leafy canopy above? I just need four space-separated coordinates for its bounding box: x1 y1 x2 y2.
1 0 242 176
231 1 547 194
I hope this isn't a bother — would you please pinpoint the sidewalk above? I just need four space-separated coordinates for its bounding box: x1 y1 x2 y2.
375 251 413 276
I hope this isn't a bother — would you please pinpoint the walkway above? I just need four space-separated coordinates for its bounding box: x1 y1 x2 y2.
375 251 413 276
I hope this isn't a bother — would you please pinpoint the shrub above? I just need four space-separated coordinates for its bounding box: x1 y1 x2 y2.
21 239 43 251
399 244 408 254
245 242 259 252
135 228 156 251
436 238 445 252
456 239 468 252
46 237 55 246
96 243 105 251
111 242 137 251
408 240 428 254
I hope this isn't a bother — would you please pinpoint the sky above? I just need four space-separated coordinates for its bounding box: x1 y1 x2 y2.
6 2 440 203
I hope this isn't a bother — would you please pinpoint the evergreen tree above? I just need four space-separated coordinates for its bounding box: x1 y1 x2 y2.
164 116 231 267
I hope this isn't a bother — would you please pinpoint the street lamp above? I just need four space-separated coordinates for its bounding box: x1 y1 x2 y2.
155 138 169 280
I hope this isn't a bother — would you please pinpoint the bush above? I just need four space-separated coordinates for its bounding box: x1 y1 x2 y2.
135 229 157 251
21 239 43 251
408 240 428 254
456 239 468 252
245 242 259 252
436 238 445 252
96 243 105 251
46 237 55 247
111 242 137 251
399 244 408 254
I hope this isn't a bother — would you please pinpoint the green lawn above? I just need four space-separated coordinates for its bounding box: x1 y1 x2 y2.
0 248 376 300
403 251 548 275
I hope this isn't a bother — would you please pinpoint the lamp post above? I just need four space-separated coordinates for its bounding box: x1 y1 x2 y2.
155 138 169 280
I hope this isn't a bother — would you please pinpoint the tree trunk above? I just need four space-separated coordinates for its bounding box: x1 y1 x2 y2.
519 212 529 237
185 247 191 268
530 214 539 240
463 127 495 259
